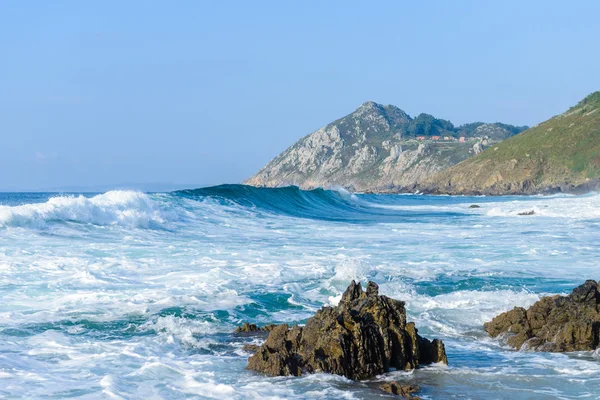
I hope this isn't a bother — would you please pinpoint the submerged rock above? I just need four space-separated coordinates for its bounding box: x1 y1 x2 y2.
379 382 421 399
469 204 481 208
484 280 600 352
518 210 535 216
247 281 447 380
234 322 277 334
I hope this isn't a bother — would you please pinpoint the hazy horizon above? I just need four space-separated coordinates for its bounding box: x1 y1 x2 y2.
0 181 215 193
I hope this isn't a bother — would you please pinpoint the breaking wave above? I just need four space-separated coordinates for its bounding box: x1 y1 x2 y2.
3 185 597 231
175 184 460 222
0 191 171 228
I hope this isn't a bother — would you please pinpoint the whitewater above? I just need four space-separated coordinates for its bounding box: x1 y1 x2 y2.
0 185 599 399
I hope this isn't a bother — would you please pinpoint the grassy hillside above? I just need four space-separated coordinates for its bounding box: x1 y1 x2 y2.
420 92 600 194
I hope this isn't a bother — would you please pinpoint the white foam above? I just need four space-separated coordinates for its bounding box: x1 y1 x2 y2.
1 190 599 398
100 375 126 399
485 193 600 219
172 376 236 398
139 315 220 348
0 191 172 228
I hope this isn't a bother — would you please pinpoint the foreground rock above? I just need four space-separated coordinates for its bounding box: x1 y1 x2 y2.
485 280 600 351
247 281 447 380
379 382 421 399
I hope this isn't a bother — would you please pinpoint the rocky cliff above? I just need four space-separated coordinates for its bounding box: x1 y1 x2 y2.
418 92 600 195
245 101 525 192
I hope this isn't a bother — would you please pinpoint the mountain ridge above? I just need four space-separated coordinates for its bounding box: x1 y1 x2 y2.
245 101 527 192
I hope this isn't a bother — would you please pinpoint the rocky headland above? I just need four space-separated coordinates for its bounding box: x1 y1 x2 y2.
245 101 525 192
247 92 600 196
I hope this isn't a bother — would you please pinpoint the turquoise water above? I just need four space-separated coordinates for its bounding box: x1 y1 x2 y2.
0 186 599 399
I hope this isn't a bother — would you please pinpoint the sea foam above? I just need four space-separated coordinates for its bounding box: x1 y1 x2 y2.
1 187 600 398
0 191 171 228
486 192 600 219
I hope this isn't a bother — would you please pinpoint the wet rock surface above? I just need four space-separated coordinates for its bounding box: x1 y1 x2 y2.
484 280 600 352
242 344 261 353
234 322 277 334
379 382 421 399
246 280 447 380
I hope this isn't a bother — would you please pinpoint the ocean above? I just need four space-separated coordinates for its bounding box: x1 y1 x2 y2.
0 185 598 399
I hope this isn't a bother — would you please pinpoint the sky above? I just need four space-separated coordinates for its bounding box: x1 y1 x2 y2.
1 1 599 191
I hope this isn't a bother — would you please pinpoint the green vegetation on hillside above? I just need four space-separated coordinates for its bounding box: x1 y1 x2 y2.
422 91 600 194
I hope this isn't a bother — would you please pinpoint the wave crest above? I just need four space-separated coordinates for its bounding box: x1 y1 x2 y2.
0 191 170 228
175 184 454 222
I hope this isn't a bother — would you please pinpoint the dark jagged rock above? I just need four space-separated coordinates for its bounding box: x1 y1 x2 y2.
234 322 277 334
247 281 447 380
417 336 448 365
235 322 260 333
379 382 421 399
247 323 302 376
518 210 535 216
484 280 600 352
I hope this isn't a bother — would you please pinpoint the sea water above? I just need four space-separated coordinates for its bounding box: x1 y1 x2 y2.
0 186 599 399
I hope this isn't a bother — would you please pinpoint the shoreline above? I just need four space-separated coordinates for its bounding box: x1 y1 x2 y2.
242 180 600 197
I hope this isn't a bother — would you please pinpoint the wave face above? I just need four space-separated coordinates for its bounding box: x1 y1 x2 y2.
175 184 461 223
178 184 362 216
1 186 600 398
3 185 597 231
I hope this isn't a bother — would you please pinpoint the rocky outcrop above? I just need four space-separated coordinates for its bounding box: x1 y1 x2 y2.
245 101 525 192
246 281 447 380
242 344 261 353
484 280 600 352
234 322 277 334
379 382 421 399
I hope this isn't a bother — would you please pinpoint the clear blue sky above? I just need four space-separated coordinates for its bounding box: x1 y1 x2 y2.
1 1 599 191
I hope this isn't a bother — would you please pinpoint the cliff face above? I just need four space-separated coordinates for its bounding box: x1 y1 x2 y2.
419 92 600 195
245 102 525 192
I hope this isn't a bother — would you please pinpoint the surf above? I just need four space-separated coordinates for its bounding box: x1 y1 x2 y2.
175 184 462 223
0 190 171 228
